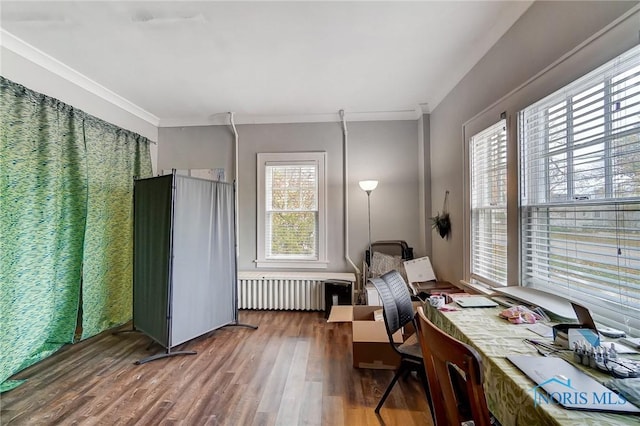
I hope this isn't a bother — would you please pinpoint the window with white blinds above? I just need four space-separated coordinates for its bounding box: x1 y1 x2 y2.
256 152 327 268
470 120 508 286
519 45 640 335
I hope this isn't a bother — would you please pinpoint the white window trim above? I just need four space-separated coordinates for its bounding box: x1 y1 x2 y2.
256 152 328 269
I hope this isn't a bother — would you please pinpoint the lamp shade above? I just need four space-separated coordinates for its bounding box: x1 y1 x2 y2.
358 180 378 191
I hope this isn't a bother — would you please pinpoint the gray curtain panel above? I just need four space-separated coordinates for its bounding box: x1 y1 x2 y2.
133 175 173 347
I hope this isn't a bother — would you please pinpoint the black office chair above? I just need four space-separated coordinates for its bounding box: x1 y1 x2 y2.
369 270 432 415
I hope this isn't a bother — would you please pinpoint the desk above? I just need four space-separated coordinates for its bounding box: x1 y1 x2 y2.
425 303 640 425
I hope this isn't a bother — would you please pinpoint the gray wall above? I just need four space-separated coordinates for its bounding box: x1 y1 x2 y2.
235 122 343 271
158 119 426 272
345 120 424 267
429 1 639 284
421 114 432 261
158 126 235 180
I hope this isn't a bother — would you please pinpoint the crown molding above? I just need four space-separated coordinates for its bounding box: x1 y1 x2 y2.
0 28 422 129
159 108 422 128
0 28 160 127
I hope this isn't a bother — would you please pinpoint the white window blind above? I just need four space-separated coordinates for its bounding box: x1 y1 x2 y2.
520 45 640 335
265 163 318 259
470 120 508 286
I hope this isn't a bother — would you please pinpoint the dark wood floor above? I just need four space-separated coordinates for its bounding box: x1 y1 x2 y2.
1 310 432 425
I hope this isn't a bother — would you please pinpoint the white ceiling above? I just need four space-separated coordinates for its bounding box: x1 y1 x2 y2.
0 1 532 126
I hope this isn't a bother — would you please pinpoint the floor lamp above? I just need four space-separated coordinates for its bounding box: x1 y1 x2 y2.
359 180 378 276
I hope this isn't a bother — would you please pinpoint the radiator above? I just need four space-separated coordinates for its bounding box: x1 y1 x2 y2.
237 272 355 311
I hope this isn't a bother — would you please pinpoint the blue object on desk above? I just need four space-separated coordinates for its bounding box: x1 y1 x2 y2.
569 328 600 348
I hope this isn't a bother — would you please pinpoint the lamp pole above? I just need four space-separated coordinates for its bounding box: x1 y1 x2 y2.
366 189 373 267
358 180 378 276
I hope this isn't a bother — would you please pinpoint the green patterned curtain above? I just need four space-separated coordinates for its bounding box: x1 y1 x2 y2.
81 120 152 338
0 76 152 392
0 78 86 392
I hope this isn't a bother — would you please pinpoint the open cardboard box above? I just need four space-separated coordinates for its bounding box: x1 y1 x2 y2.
327 305 403 370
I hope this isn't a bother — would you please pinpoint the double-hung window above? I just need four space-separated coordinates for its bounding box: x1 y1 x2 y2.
470 120 508 286
256 152 327 268
520 46 640 334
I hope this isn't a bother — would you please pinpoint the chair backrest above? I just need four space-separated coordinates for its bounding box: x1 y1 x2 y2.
369 270 415 337
405 280 422 301
416 307 491 426
366 240 413 266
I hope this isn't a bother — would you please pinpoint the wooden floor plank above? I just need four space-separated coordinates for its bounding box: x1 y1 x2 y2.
1 310 432 425
321 395 344 426
274 339 311 425
298 381 323 426
255 338 296 415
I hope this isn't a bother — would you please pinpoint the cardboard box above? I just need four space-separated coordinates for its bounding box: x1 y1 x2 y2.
328 305 402 369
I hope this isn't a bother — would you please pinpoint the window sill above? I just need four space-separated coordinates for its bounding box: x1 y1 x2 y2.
458 279 494 296
254 260 329 269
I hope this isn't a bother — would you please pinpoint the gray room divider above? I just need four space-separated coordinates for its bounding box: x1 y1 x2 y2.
133 172 237 363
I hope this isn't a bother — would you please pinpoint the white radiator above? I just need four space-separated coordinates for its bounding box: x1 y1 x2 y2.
237 272 356 311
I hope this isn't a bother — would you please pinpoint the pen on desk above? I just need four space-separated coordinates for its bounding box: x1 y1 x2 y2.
524 338 561 357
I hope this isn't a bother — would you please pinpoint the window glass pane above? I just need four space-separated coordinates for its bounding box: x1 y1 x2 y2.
521 205 640 314
572 83 604 147
470 119 507 286
612 134 640 198
548 101 568 151
612 65 640 136
519 45 640 335
271 189 286 210
573 144 604 200
268 212 317 258
472 208 507 283
548 152 568 201
301 189 316 210
261 157 322 262
285 190 301 209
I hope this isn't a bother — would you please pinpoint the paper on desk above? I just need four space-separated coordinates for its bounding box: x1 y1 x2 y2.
527 323 553 338
403 256 436 283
